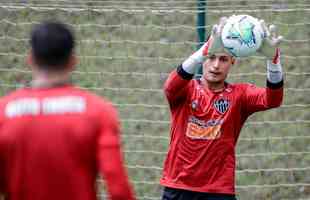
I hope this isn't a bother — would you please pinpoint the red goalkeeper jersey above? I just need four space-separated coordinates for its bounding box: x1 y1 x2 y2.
0 85 135 200
160 67 283 194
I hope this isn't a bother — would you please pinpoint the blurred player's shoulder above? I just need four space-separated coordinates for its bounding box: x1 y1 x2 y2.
0 87 29 101
59 85 118 121
0 85 116 119
0 88 31 113
70 86 115 110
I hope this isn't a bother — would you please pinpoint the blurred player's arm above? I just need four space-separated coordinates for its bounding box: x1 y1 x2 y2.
164 18 227 106
97 104 136 200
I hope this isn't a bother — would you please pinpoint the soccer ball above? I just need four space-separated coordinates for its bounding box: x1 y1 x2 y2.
221 15 264 57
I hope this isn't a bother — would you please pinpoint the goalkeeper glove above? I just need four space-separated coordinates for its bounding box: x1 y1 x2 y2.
182 17 228 74
258 20 284 62
258 20 284 84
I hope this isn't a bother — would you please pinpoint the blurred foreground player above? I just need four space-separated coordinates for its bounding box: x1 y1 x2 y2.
0 21 135 200
160 18 284 200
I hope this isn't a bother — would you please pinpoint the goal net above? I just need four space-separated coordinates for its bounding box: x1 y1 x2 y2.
0 0 309 199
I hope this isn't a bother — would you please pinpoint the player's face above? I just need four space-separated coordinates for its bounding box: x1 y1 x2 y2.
202 53 234 85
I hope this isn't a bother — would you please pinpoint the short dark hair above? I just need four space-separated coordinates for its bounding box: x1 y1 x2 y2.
30 21 75 70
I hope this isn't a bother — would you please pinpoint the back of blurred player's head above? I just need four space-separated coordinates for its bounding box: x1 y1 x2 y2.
30 21 75 71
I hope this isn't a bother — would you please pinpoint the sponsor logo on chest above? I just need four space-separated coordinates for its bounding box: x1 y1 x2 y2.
186 116 223 140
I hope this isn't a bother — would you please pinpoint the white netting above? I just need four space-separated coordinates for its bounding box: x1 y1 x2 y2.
0 0 309 199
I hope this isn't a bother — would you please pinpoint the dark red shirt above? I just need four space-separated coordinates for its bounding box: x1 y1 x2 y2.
160 69 283 194
0 85 135 200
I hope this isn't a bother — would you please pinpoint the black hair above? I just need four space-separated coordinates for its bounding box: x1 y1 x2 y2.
30 21 75 70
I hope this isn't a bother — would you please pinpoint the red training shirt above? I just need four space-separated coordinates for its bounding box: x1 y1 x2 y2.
0 85 135 200
160 66 283 194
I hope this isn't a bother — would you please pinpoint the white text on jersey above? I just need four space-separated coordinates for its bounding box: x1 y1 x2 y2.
5 96 86 118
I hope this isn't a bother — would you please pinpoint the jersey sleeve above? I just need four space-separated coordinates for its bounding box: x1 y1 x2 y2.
243 81 284 115
97 104 136 200
164 65 194 108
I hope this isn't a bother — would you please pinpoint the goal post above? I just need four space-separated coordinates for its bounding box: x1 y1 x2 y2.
196 0 206 76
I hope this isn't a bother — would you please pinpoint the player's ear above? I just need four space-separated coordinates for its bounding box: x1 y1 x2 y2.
26 50 36 70
66 54 77 72
231 57 236 65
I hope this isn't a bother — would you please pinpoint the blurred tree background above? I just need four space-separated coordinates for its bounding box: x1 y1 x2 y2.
0 0 309 199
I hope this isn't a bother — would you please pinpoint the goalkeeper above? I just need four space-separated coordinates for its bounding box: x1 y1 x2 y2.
160 17 284 200
0 21 135 200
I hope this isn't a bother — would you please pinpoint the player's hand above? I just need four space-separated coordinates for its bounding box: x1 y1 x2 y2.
181 17 231 74
258 20 283 60
202 17 228 56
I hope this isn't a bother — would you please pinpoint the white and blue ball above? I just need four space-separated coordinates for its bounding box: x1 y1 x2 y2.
221 15 264 57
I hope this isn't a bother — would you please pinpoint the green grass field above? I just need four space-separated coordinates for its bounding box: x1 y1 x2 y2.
0 0 309 199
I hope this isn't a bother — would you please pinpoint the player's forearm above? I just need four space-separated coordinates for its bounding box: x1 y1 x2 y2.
265 48 284 107
181 42 208 74
266 48 283 87
100 146 136 200
98 108 136 200
164 41 209 102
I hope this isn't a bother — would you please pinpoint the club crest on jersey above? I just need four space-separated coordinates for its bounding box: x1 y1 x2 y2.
214 98 230 114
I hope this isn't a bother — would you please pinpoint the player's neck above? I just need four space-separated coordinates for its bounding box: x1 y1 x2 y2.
201 78 225 92
31 71 71 88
